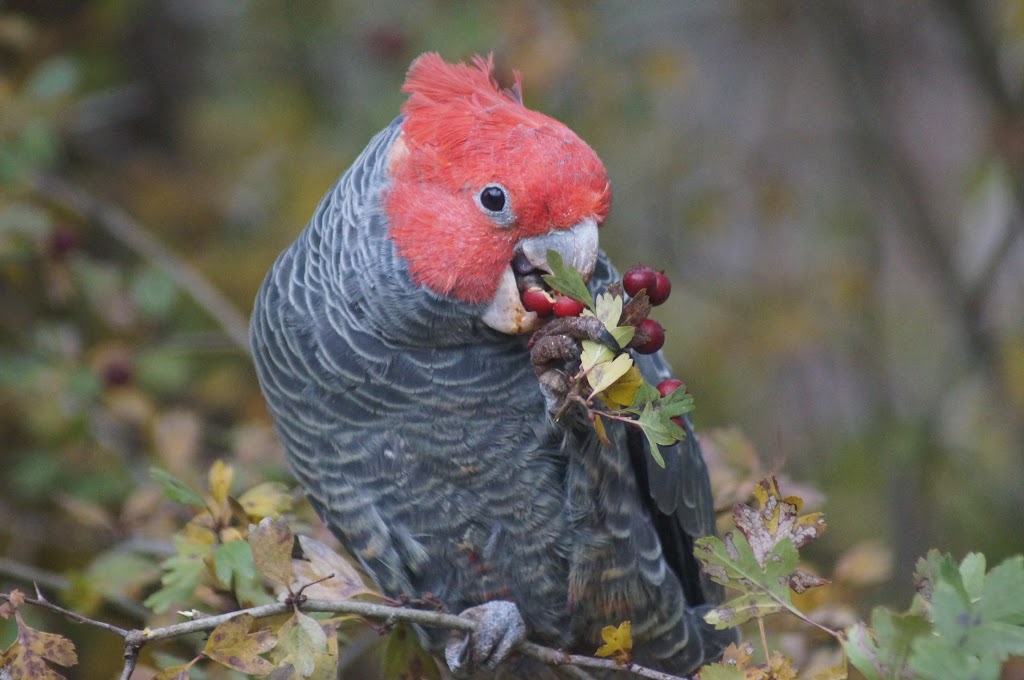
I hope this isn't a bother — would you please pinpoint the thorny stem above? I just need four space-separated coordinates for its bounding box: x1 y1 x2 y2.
0 589 696 680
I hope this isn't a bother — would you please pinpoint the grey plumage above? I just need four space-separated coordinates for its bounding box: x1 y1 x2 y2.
251 117 734 677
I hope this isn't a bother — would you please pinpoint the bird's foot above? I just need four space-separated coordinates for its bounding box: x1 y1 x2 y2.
445 600 526 676
529 316 617 417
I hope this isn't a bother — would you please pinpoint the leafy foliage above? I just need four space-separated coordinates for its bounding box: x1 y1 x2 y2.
845 552 1024 680
543 249 694 466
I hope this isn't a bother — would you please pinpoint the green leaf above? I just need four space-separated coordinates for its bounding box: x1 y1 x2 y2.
636 403 671 467
381 622 441 680
144 554 205 613
541 249 594 309
694 531 798 629
978 555 1024 625
150 467 206 508
844 607 930 680
276 612 329 678
658 389 695 419
214 540 256 589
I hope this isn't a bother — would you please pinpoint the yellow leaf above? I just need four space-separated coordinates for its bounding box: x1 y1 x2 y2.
208 459 233 507
248 516 295 586
602 364 644 408
581 339 615 371
594 620 632 665
203 613 276 675
593 415 611 447
587 353 633 396
238 481 293 520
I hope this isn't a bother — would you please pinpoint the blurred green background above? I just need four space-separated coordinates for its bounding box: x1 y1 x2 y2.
1 1 1022 677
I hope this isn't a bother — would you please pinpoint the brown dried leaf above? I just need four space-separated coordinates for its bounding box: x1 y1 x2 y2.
788 569 830 594
290 536 377 601
249 517 295 586
203 613 276 675
620 289 651 327
0 612 79 680
734 476 826 568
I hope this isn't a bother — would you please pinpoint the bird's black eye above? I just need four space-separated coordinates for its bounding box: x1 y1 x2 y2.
479 185 506 212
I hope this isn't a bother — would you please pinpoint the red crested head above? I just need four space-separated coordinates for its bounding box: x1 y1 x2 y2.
384 53 611 306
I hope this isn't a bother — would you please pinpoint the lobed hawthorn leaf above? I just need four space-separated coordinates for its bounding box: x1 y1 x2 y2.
249 517 296 587
0 612 78 680
289 535 377 602
843 607 928 680
580 339 614 371
144 553 205 613
734 476 827 569
274 611 329 678
238 481 294 521
541 249 594 310
203 613 276 675
589 291 635 348
587 353 633 397
594 620 632 665
214 539 257 589
601 364 644 409
697 478 831 630
657 388 695 419
150 467 206 508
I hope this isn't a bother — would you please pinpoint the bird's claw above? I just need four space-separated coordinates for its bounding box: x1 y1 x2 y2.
445 600 526 676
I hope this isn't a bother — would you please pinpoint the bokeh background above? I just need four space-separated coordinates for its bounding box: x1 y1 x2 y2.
1 1 1022 677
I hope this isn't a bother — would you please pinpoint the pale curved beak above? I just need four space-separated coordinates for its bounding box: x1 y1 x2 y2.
482 218 599 334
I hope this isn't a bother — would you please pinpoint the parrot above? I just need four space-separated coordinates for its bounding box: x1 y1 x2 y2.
250 53 734 678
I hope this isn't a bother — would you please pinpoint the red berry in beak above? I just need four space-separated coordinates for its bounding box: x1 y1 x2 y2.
521 287 555 317
553 296 585 318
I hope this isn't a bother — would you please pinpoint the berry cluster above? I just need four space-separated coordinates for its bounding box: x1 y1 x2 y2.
521 262 672 354
523 252 694 463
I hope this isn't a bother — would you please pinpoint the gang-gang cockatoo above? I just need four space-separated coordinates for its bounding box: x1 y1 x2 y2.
251 53 733 678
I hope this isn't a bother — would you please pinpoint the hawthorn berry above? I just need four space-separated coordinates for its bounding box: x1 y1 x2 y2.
633 318 665 354
656 378 685 397
648 272 672 306
623 264 657 298
553 296 585 318
521 287 554 316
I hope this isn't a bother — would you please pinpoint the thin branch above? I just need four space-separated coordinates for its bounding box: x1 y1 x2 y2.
2 589 696 680
30 173 252 355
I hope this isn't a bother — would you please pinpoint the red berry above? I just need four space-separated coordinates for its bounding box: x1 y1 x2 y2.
633 319 665 354
656 378 686 397
648 272 672 306
553 296 585 317
521 287 554 316
623 264 657 298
